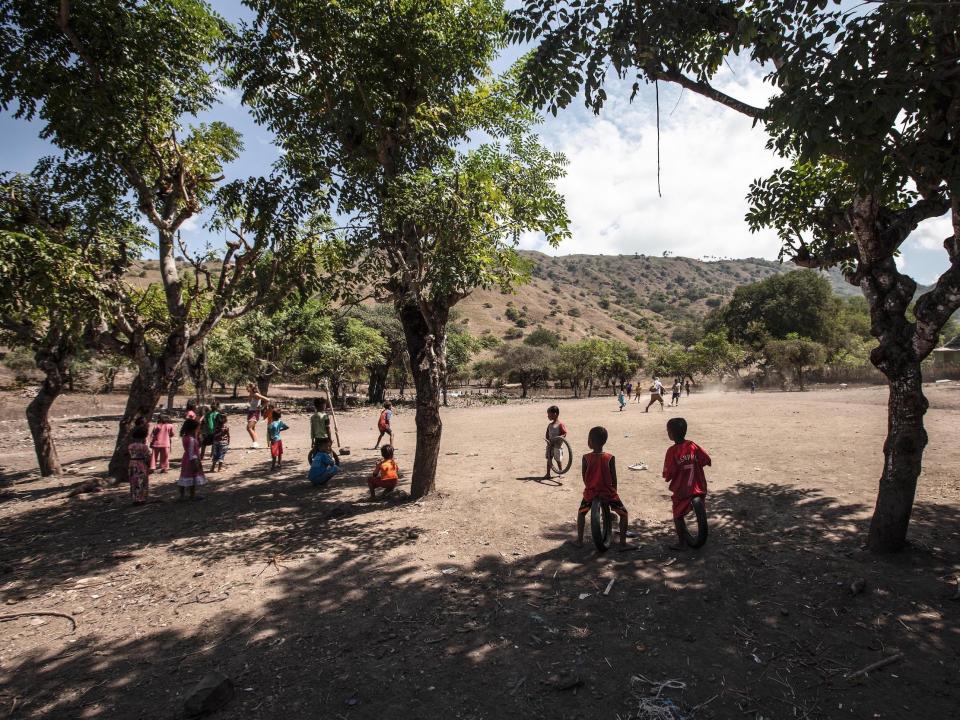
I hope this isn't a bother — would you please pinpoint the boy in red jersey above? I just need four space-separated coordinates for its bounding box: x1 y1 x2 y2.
662 417 711 550
575 426 632 551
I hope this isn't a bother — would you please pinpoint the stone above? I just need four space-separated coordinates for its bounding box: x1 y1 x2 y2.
184 672 234 717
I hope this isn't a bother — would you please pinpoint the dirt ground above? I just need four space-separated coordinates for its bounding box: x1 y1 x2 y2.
1 383 959 720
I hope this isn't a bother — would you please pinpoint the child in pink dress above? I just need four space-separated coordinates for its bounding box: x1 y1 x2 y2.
150 415 175 473
128 424 151 505
177 418 207 500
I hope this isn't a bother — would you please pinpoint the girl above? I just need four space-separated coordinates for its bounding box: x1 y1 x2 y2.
177 418 206 500
128 424 151 505
149 414 175 473
245 382 271 449
210 413 230 473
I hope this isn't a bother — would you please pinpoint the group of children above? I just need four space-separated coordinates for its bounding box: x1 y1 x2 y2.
545 404 712 552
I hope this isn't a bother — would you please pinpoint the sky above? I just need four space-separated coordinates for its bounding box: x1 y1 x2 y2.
0 1 952 285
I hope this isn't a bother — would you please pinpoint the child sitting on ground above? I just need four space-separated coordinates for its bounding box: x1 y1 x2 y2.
368 444 399 499
662 417 711 551
544 405 568 479
210 413 230 473
308 437 341 487
309 397 331 462
268 409 289 470
576 426 632 551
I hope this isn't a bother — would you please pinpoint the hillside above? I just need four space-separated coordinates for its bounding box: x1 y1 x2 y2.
130 253 863 347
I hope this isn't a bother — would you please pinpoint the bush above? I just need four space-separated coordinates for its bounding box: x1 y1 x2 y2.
705 297 722 308
504 306 521 322
567 307 582 317
482 302 493 309
504 327 524 340
598 297 610 309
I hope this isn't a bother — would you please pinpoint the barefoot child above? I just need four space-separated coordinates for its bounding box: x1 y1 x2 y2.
210 413 230 473
128 424 151 505
544 405 568 479
662 417 711 551
617 388 627 411
199 403 221 461
308 437 340 487
309 397 331 462
374 401 393 449
268 410 289 470
576 426 631 551
645 377 665 412
368 444 399 499
177 418 206 500
150 415 175 473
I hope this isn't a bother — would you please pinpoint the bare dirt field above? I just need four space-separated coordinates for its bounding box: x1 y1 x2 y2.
1 384 959 719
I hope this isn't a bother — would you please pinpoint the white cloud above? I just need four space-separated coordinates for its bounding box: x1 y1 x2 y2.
909 214 952 252
523 62 785 260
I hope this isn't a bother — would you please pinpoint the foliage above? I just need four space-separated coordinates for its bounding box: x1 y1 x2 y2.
494 343 554 397
523 327 562 349
689 332 747 382
764 334 828 391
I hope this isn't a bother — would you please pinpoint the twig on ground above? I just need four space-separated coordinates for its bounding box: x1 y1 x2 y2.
159 614 266 665
0 611 77 633
844 652 904 680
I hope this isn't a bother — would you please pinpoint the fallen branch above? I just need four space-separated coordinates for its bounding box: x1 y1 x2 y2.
844 652 904 680
0 611 77 633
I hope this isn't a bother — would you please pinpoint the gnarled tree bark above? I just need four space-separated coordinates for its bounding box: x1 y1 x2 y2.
26 346 69 477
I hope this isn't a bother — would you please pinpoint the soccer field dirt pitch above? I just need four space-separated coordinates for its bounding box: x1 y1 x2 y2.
1 384 958 719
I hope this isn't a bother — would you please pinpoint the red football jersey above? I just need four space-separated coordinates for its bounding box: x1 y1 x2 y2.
582 452 620 502
662 441 711 518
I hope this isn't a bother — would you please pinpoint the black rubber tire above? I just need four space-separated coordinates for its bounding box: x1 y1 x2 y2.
678 495 708 548
549 437 573 476
590 497 613 552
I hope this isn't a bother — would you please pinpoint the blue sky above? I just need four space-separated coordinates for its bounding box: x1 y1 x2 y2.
0 0 951 285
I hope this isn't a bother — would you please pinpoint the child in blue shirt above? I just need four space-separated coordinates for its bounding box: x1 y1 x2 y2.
308 437 340 486
268 410 289 470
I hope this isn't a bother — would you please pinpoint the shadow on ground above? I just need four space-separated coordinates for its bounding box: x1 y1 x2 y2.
1 479 958 719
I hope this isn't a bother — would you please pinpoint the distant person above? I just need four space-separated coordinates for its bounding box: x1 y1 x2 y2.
184 399 198 421
374 401 394 450
210 413 230 473
544 404 568 479
617 388 627 412
670 380 682 407
309 437 340 487
309 397 331 462
662 417 711 551
645 377 665 412
685 380 691 397
625 381 633 399
750 379 757 394
575 426 632 551
177 418 206 501
245 382 271 448
268 410 290 470
149 414 175 473
368 444 399 499
128 424 151 505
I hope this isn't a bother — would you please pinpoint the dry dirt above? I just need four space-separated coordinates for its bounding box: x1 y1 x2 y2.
1 384 959 719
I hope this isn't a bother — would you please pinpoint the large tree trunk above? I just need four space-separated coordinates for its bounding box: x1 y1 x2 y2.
27 352 67 477
398 300 448 499
367 366 388 404
256 375 271 397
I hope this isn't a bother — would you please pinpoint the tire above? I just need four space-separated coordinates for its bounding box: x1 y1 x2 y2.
678 495 708 548
549 437 573 476
590 497 613 552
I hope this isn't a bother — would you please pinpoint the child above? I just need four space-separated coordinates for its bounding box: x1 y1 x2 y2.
662 417 711 551
308 437 341 487
210 413 230 473
368 444 399 499
185 399 198 421
128 424 151 505
374 401 393 449
268 409 289 470
576 426 631 551
544 405 568 479
309 397 331 462
670 380 682 407
177 418 206 500
199 402 220 461
150 414 175 473
645 377 665 412
617 388 627 411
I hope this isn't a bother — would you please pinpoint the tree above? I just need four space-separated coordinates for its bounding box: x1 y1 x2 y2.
764 334 827 391
348 305 407 404
0 169 144 475
554 340 604 398
230 0 569 498
445 327 480 396
303 316 389 406
524 327 562 349
495 343 554 398
690 332 747 383
513 0 960 551
206 321 257 397
0 0 323 480
598 340 642 388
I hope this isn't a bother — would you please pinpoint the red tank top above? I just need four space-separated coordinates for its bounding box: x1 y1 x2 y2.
582 452 620 502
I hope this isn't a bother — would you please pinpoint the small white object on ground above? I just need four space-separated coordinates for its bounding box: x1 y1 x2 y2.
603 578 615 596
628 462 648 471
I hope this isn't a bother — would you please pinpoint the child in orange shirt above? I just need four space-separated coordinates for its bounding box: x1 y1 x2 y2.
368 445 399 499
576 426 632 551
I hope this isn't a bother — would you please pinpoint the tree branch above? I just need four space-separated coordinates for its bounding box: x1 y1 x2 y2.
647 65 766 121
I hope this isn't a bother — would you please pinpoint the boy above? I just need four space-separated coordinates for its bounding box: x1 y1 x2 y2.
544 405 568 479
199 402 221 461
617 388 627 411
210 413 230 473
662 418 711 551
268 409 289 470
374 401 393 449
309 397 331 462
576 426 631 551
368 444 399 499
645 377 665 412
670 380 682 407
308 437 340 487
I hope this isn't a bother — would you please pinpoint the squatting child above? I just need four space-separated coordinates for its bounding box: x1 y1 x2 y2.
544 405 568 480
308 437 341 487
368 444 399 499
662 417 711 551
576 426 631 551
268 410 289 470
